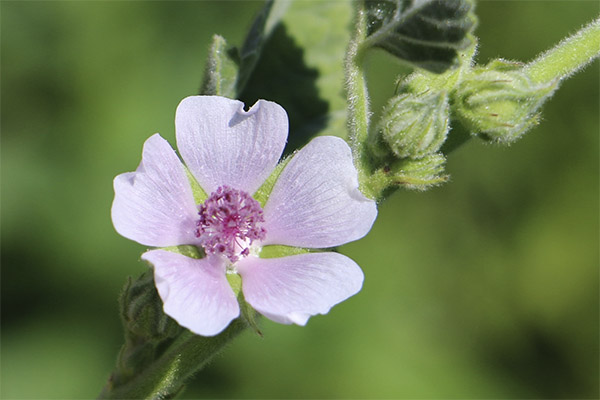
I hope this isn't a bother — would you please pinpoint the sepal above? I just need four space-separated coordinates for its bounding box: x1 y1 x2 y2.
259 244 312 259
227 273 262 336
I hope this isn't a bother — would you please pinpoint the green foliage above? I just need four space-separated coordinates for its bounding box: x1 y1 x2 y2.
364 0 476 73
200 35 238 98
200 0 353 154
349 1 598 197
346 1 477 194
240 0 354 153
199 0 289 99
234 0 289 95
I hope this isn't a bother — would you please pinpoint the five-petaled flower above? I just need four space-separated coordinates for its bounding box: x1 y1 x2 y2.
111 96 377 336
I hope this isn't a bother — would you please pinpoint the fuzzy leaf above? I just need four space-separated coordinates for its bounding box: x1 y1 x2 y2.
235 0 291 95
365 0 476 73
200 35 238 98
199 0 290 98
240 0 353 154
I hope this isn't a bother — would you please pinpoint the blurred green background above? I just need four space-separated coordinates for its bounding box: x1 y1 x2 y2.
2 1 598 398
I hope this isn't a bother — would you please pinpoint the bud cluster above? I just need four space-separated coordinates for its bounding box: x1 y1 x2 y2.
365 52 561 196
368 72 452 193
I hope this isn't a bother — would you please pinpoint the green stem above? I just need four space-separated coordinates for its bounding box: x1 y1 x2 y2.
345 6 374 197
99 320 247 399
525 18 600 84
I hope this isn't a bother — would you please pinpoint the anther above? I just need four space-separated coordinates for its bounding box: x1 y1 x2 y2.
195 186 266 263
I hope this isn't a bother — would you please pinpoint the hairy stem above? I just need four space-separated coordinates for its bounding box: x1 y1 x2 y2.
525 18 600 84
345 6 374 197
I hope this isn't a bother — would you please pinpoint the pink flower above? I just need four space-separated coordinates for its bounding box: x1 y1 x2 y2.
111 96 377 336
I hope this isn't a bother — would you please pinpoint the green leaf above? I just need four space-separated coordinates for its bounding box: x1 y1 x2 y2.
199 0 290 98
200 35 238 98
235 0 290 95
364 0 476 73
240 0 354 154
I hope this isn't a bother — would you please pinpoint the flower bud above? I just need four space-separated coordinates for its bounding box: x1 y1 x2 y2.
367 153 448 195
389 153 448 190
378 88 450 159
453 59 558 143
120 271 182 342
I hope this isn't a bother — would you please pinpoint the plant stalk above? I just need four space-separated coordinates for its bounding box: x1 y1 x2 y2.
99 320 247 399
525 18 600 84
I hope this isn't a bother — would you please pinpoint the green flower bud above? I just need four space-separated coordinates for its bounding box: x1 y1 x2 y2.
389 153 448 190
378 88 450 159
453 59 558 143
366 153 448 196
119 271 182 342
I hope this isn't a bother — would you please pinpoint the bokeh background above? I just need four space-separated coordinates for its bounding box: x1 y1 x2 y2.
2 1 598 398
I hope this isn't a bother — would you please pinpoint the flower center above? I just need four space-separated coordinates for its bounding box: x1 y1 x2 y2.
195 185 266 263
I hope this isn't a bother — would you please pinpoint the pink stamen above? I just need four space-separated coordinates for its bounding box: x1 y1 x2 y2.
195 186 266 263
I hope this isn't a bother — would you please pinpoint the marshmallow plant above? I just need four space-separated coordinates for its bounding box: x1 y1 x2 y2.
112 96 376 337
100 1 599 398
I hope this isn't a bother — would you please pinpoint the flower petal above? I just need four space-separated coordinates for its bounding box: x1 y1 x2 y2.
236 252 364 325
142 250 240 336
175 96 288 194
262 136 377 248
111 134 199 247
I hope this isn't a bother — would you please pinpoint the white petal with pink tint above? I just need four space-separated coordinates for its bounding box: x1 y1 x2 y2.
111 134 199 247
236 252 364 325
176 96 288 194
262 136 377 248
142 250 240 336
